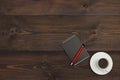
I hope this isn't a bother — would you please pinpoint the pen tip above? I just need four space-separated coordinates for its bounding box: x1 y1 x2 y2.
70 63 73 66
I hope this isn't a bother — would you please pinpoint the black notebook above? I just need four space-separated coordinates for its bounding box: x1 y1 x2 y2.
62 35 89 65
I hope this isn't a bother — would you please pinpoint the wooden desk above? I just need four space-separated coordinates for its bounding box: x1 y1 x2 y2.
0 0 120 80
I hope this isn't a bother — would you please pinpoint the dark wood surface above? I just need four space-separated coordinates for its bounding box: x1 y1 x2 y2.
0 16 120 51
0 0 120 15
0 51 119 80
0 0 120 80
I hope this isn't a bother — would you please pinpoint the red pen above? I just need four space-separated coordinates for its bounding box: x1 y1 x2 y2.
70 45 84 65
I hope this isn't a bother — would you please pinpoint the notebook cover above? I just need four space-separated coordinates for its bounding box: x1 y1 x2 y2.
62 35 89 65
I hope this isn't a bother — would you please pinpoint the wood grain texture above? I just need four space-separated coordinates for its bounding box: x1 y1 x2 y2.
0 0 120 15
0 15 120 51
0 51 119 80
0 0 120 79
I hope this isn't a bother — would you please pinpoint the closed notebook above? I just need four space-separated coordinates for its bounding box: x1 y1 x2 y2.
62 35 89 65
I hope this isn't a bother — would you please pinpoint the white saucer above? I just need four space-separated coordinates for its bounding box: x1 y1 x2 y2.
90 52 113 75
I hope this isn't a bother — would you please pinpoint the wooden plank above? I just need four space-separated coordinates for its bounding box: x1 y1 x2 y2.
0 51 119 80
0 15 120 51
0 0 120 15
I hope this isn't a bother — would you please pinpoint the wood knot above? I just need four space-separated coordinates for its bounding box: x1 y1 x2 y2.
48 73 56 80
9 27 19 35
40 62 56 80
1 31 8 36
82 4 88 8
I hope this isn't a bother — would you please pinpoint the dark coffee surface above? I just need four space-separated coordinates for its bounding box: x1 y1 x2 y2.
99 58 108 68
